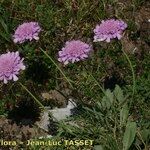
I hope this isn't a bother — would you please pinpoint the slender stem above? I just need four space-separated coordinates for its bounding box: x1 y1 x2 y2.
40 48 73 88
89 72 106 94
19 82 45 110
137 130 147 150
121 49 136 97
83 66 106 95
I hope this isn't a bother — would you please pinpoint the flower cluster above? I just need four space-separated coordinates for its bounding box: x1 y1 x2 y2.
58 40 92 65
0 18 127 83
0 51 25 84
13 22 41 44
93 19 127 42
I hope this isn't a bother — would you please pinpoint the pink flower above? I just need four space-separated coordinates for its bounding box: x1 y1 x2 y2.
94 19 127 42
13 22 41 44
58 40 92 65
0 51 25 84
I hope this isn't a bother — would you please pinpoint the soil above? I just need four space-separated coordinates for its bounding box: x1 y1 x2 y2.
0 116 47 150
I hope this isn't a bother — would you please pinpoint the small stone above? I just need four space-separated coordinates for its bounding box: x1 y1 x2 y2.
36 99 76 132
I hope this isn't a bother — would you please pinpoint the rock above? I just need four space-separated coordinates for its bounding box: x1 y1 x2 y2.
36 99 76 132
41 90 67 108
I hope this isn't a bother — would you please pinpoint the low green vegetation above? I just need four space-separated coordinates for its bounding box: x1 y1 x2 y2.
0 0 149 150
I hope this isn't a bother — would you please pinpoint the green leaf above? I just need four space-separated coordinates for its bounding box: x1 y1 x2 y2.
0 17 10 41
0 17 8 33
94 145 104 150
120 104 129 126
141 129 150 141
114 85 124 103
0 32 10 41
101 96 107 109
123 121 137 150
101 89 114 109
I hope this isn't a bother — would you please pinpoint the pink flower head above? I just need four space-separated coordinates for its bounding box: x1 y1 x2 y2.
0 51 25 84
13 22 41 43
94 19 127 42
58 40 92 65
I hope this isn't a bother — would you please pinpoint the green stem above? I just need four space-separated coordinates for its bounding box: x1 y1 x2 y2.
19 82 45 110
41 48 73 88
89 72 106 95
122 49 136 97
83 66 106 96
